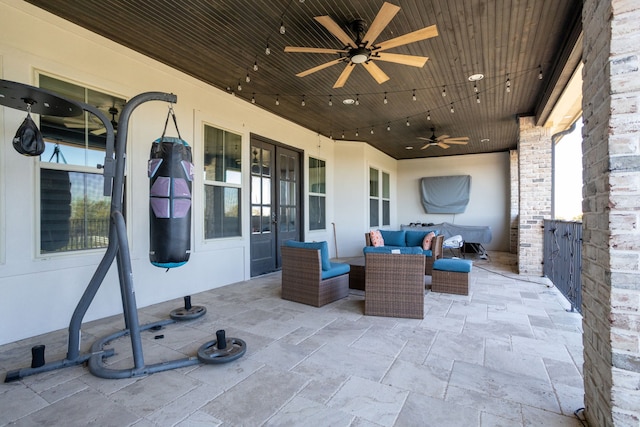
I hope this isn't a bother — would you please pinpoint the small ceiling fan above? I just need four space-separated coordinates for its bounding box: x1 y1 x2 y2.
419 128 469 150
284 2 438 88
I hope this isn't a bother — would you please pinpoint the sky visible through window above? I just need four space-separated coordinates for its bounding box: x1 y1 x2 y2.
554 118 583 221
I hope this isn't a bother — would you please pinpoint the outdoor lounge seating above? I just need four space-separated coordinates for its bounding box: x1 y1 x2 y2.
364 252 426 319
431 258 473 295
365 229 444 275
281 241 350 307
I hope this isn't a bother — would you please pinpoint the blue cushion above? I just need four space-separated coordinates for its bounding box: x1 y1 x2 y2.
321 262 350 279
380 230 406 247
405 230 428 247
363 246 423 255
284 240 331 271
433 258 473 273
421 249 433 257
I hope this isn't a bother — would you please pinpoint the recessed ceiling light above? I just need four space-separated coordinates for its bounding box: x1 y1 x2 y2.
343 98 355 105
481 138 490 143
468 73 484 82
405 146 414 150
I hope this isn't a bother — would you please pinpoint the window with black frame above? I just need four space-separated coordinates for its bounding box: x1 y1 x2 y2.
38 74 125 253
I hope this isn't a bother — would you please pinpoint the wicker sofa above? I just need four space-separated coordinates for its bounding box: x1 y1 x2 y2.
281 241 350 307
364 229 444 275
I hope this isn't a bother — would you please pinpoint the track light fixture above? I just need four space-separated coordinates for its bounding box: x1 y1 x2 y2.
412 89 417 101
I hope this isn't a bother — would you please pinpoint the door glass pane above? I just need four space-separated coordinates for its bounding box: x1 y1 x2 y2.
280 180 288 205
262 149 271 176
289 182 296 205
251 176 261 204
262 177 271 204
262 206 271 233
252 205 261 234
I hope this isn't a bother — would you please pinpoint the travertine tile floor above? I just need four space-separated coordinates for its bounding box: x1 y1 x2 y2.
0 252 586 426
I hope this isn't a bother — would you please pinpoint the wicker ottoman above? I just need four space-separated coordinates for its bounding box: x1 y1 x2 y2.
431 259 473 295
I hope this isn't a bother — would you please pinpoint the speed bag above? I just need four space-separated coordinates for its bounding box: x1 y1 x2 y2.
148 137 194 268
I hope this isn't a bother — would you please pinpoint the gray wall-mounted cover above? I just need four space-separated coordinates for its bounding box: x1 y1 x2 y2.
420 175 471 213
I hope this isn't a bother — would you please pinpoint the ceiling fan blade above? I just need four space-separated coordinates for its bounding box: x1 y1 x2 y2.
363 2 401 48
285 46 348 54
296 58 344 78
436 135 450 140
443 140 469 145
374 52 428 67
333 63 356 88
314 15 357 48
374 25 439 52
420 143 433 150
437 142 450 149
362 61 390 84
417 136 433 141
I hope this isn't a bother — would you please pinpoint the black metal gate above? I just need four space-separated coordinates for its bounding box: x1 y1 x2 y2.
543 220 583 313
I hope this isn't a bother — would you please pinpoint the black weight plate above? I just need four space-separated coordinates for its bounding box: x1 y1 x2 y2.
170 305 206 321
197 338 247 364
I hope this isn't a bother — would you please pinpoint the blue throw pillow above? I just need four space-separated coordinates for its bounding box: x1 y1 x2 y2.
284 240 331 271
379 230 406 247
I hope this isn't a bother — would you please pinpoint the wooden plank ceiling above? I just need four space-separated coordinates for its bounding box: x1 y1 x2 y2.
26 0 582 159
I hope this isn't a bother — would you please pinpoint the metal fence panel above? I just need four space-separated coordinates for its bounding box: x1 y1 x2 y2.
543 220 583 314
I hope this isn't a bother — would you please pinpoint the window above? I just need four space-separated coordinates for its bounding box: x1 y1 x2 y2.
382 171 390 226
369 168 391 228
309 157 326 231
369 167 379 227
39 75 125 253
203 125 242 238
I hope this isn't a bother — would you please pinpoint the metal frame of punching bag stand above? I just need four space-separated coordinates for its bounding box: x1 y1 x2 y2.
3 84 203 382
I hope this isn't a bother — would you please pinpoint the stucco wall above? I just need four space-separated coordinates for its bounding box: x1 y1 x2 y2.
396 152 511 252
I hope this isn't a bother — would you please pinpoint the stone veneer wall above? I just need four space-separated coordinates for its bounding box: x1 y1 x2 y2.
517 116 552 274
510 150 519 254
582 0 640 425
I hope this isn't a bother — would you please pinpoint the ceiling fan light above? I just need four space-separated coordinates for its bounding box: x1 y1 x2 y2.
350 47 370 64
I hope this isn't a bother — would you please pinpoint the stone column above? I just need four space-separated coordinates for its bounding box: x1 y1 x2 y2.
582 0 640 425
517 116 552 274
510 150 519 254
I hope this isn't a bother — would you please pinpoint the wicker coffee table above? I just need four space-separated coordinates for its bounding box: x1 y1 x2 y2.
333 257 365 290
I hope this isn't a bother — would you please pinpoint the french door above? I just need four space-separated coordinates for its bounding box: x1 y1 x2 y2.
250 135 301 276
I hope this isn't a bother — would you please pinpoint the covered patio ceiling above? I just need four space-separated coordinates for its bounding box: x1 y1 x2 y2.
26 0 582 159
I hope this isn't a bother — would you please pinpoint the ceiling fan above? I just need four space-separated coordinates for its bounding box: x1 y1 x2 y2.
284 2 438 88
419 128 469 150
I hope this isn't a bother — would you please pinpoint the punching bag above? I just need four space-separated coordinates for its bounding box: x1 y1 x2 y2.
148 108 193 268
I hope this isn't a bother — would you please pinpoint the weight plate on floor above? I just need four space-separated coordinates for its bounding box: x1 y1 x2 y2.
169 305 206 321
197 337 247 364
